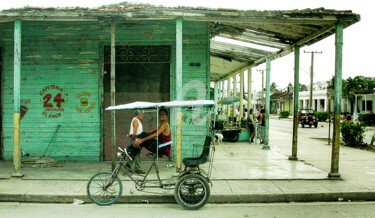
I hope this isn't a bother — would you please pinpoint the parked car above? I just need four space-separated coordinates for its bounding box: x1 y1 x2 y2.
298 108 318 128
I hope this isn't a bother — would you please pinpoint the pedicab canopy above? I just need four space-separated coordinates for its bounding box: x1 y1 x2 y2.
218 96 247 105
106 100 215 111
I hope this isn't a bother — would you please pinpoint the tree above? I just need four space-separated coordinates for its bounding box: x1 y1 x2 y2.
342 76 375 100
327 76 375 113
270 82 279 92
299 83 308 91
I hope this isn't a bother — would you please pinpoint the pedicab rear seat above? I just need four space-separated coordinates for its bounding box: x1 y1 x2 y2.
183 136 212 166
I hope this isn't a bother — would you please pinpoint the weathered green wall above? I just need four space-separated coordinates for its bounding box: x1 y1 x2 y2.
1 21 102 160
0 20 210 161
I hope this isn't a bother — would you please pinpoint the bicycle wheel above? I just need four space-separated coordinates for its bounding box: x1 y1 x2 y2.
229 132 239 142
174 174 210 210
87 172 122 205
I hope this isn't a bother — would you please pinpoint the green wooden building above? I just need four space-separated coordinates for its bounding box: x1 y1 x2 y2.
0 2 360 171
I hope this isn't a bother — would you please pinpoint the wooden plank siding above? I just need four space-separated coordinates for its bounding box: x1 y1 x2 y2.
0 20 210 161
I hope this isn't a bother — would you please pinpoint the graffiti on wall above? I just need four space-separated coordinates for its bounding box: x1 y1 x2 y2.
182 80 210 125
40 85 65 118
75 91 96 113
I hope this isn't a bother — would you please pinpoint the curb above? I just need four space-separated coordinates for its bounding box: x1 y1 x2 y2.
2 192 375 204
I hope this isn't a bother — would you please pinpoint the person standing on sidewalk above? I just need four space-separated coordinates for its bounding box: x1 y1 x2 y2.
125 109 145 174
247 109 255 143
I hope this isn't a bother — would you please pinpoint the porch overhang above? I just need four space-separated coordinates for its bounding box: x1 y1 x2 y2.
0 3 360 81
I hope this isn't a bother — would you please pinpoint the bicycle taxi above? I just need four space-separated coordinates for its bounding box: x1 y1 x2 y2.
87 100 216 210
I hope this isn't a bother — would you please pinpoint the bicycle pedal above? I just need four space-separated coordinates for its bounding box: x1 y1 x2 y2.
129 189 135 195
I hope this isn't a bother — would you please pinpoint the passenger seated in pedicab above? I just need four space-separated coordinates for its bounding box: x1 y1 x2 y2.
124 109 172 161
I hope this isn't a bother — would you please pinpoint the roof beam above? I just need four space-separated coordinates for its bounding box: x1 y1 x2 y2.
241 31 291 46
211 40 272 56
219 34 285 49
250 25 336 67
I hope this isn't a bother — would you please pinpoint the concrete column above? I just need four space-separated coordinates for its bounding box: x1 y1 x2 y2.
317 99 320 112
12 20 23 177
324 97 328 112
329 23 343 180
290 45 300 161
263 57 271 150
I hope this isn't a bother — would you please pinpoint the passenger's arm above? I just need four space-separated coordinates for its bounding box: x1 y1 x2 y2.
133 123 167 146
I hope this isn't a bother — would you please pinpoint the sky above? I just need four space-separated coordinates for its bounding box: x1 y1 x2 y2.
0 0 372 91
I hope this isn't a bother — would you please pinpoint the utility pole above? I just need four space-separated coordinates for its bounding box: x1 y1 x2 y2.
257 69 265 107
304 51 322 109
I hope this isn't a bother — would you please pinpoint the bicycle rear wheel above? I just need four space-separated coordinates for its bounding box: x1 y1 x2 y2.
87 172 122 205
174 174 210 210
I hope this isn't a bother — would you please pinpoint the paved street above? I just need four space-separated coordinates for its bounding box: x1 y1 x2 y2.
1 202 375 218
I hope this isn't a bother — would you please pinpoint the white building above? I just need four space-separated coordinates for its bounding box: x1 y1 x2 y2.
284 89 374 114
299 90 329 112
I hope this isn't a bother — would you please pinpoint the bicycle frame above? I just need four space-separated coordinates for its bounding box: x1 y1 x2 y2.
112 153 175 191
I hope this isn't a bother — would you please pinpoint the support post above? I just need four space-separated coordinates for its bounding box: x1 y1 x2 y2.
247 67 252 113
12 20 23 177
227 77 230 120
328 90 332 145
214 81 219 116
220 80 224 112
176 111 182 172
175 19 183 169
329 23 343 180
233 73 237 122
240 71 244 121
263 57 271 150
176 19 183 101
110 20 116 170
289 45 300 161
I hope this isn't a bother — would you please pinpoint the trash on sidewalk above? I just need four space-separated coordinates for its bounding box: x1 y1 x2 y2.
22 157 56 168
166 164 173 168
141 200 149 204
73 199 85 205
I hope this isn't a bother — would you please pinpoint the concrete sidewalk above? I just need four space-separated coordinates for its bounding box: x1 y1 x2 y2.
1 119 375 204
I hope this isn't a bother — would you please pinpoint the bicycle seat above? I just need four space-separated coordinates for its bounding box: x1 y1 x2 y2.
182 136 211 166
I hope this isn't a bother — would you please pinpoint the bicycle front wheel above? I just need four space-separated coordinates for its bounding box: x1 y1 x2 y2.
87 172 122 205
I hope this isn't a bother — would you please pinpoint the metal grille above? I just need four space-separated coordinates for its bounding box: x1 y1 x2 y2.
104 46 170 64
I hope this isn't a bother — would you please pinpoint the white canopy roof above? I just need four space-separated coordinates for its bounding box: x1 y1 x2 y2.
106 100 215 111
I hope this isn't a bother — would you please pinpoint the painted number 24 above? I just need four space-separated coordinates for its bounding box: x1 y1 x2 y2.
43 93 65 108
